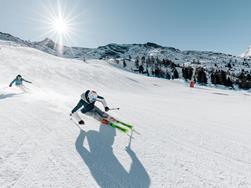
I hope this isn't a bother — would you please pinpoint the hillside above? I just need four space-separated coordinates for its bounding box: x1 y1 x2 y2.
241 46 251 58
3 32 251 91
0 32 245 63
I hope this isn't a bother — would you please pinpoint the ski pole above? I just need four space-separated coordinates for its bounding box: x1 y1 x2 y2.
109 108 120 111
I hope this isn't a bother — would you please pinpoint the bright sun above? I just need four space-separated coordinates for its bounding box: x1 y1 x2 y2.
38 0 81 54
52 17 68 34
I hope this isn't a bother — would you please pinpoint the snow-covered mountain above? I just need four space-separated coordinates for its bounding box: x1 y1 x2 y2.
0 32 30 47
0 32 244 64
2 31 251 91
241 45 251 58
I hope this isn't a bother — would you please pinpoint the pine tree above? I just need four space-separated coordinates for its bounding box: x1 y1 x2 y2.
123 59 127 68
135 58 139 69
173 68 179 79
139 65 144 73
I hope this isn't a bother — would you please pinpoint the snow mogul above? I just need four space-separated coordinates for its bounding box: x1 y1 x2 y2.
70 90 110 125
9 74 32 92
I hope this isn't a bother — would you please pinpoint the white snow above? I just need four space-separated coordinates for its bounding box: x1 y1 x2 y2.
0 42 251 188
241 45 251 58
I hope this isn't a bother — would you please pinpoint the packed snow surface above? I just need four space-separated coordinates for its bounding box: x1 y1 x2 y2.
0 41 251 188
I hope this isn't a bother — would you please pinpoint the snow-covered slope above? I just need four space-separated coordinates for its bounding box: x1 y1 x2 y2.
1 41 251 187
241 46 251 58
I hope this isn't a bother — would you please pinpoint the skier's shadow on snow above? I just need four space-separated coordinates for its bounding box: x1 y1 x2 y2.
0 93 21 100
75 126 150 188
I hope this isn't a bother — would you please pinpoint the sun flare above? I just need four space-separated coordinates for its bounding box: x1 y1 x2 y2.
52 17 69 34
37 0 81 54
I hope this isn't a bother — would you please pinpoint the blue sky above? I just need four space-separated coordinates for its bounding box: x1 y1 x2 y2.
0 0 251 55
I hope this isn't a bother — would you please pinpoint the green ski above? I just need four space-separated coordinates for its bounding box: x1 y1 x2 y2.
109 122 129 133
101 118 129 133
115 120 133 129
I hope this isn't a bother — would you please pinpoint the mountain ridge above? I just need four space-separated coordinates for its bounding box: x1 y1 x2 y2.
241 45 251 58
0 31 245 64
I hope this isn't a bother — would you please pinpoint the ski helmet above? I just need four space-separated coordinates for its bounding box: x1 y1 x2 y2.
88 90 98 103
17 74 22 79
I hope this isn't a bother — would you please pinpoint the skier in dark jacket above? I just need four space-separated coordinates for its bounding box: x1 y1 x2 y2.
70 90 110 125
9 75 32 92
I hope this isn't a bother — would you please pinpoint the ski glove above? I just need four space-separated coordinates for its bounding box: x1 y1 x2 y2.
105 107 110 112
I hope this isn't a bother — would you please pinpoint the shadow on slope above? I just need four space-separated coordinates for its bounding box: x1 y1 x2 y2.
0 93 21 100
75 126 150 188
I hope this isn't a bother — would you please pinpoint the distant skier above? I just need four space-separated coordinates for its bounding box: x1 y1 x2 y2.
9 74 32 92
70 90 110 125
189 80 195 88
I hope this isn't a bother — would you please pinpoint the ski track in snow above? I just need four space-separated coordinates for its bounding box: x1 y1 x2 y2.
0 43 251 188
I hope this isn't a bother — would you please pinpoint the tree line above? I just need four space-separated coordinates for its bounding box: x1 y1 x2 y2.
117 56 251 90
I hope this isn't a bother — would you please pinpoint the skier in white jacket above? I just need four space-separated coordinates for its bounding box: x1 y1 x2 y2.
70 90 110 125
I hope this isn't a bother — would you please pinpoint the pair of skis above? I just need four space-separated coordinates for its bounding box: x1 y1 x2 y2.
70 114 135 134
101 118 133 133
